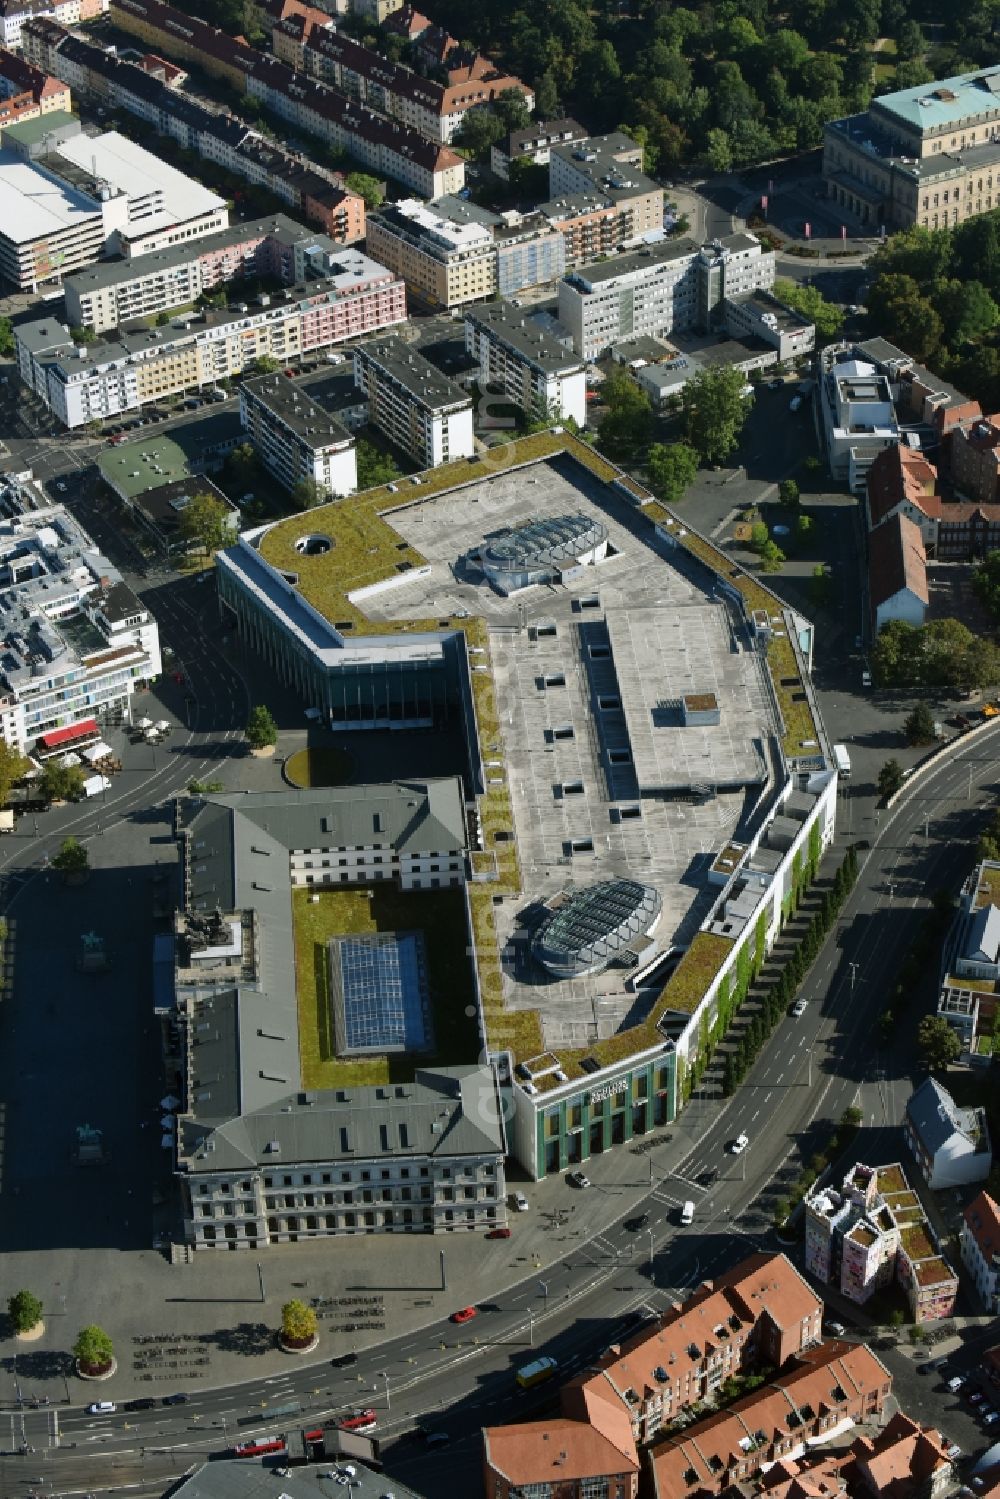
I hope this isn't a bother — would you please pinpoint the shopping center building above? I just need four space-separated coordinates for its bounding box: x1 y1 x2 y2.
213 432 836 1182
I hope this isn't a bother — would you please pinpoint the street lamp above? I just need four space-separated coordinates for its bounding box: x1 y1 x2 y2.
380 1371 390 1413
647 1229 655 1281
848 961 859 996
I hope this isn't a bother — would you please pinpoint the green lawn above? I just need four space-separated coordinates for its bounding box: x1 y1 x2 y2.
293 885 480 1088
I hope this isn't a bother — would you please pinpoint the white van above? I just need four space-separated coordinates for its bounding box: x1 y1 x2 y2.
681 1200 695 1225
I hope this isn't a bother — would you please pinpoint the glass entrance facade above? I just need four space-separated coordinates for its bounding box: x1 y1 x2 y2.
535 1054 676 1177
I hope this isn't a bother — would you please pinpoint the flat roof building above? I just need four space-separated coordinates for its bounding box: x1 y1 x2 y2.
542 130 665 265
240 373 357 499
352 335 473 468
0 502 161 754
464 300 586 427
490 116 586 180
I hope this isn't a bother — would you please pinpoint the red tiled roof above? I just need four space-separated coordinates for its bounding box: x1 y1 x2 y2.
483 1415 639 1487
868 512 928 612
964 1190 1000 1262
867 443 938 528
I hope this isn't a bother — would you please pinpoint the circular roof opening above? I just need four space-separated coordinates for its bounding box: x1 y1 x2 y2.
294 533 332 556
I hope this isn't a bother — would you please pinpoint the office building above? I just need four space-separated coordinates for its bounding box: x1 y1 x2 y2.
961 1190 1000 1312
63 211 355 333
352 336 473 467
905 1076 991 1190
542 131 664 264
17 245 406 427
558 233 776 361
464 300 586 426
819 348 900 492
824 63 1000 232
172 783 506 1249
240 373 357 498
490 116 586 180
804 1161 958 1322
0 503 160 754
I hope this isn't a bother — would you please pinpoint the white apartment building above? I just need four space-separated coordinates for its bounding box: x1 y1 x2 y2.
240 373 357 499
0 0 107 51
464 300 586 427
0 503 161 753
17 248 407 428
557 232 778 361
352 336 474 468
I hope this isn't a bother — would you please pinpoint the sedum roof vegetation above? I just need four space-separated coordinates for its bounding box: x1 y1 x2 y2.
251 431 816 1078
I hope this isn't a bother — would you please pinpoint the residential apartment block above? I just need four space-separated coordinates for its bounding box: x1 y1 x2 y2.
301 25 532 144
650 1342 893 1499
365 195 564 310
541 132 664 264
239 373 357 498
0 0 105 50
107 0 466 197
20 20 366 240
0 42 68 113
0 503 161 755
904 1075 991 1190
490 116 586 180
557 232 776 361
17 246 406 427
63 211 354 332
352 335 473 467
483 1252 823 1499
805 1162 958 1322
824 64 1000 232
938 858 1000 1051
962 1190 1000 1312
464 300 586 427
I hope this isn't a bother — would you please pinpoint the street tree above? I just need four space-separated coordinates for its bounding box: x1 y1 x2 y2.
979 807 1000 861
973 549 1000 618
292 478 326 510
773 279 844 340
759 540 785 573
904 700 937 745
917 1014 961 1072
597 370 653 461
344 172 385 209
74 1325 114 1373
681 366 750 465
935 279 1000 345
249 355 281 376
178 492 230 555
794 514 814 543
749 521 769 552
8 1289 43 1333
0 316 14 357
280 1298 318 1346
877 759 906 799
39 761 85 804
646 442 699 503
0 739 28 808
779 478 800 506
53 837 90 878
246 705 278 750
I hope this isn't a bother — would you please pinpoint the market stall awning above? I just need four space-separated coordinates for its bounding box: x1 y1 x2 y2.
37 719 99 755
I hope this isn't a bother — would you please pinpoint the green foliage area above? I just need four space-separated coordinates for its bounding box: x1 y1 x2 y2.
246 704 278 749
344 172 385 209
878 758 905 799
53 837 89 875
280 1298 317 1344
596 370 653 461
73 1324 114 1371
8 1289 43 1333
917 1014 961 1072
178 492 230 555
356 438 401 491
681 366 751 465
873 617 1000 693
904 700 937 745
979 805 1000 862
779 478 800 506
0 317 14 358
973 550 1000 619
877 889 955 1044
773 279 844 341
866 217 1000 400
292 478 326 511
0 740 28 808
646 441 698 504
39 761 85 804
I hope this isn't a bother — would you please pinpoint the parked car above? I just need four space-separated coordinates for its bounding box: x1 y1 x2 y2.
698 1167 719 1187
568 1169 591 1188
486 1226 512 1239
789 395 803 412
162 1393 188 1406
330 1353 358 1368
824 1321 846 1337
124 1398 156 1412
419 1431 452 1447
451 1306 478 1324
510 1191 530 1212
87 1401 117 1414
983 1411 1000 1427
624 1213 650 1232
947 1375 965 1393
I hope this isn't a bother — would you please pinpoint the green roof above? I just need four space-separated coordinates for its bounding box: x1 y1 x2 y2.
2 110 77 148
98 412 242 498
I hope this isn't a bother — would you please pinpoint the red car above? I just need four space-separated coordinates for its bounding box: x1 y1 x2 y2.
339 1408 377 1432
451 1306 478 1324
486 1227 512 1239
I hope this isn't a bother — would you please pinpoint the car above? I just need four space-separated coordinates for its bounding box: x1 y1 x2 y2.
285 368 296 377
510 1191 530 1212
568 1170 591 1188
162 1393 188 1406
486 1226 512 1239
86 1401 117 1415
768 378 783 390
823 1321 846 1337
55 480 67 492
330 1352 358 1368
947 1375 965 1393
680 1200 695 1225
698 1167 719 1187
790 998 807 1017
624 1213 651 1232
789 395 803 412
419 1431 452 1447
984 1411 1000 1427
124 1398 156 1412
451 1306 478 1324
729 1133 749 1154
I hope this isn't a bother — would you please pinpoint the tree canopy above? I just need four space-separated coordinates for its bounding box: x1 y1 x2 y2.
246 704 278 749
344 172 385 209
356 438 401 491
596 370 652 461
178 492 231 555
74 1324 114 1371
0 740 28 808
681 366 751 466
872 618 1000 693
8 1289 43 1333
646 442 699 504
917 1014 961 1072
773 279 843 341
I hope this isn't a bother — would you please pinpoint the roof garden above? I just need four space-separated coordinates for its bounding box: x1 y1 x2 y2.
898 1223 936 1261
972 862 1000 911
875 1164 908 1195
246 431 824 1080
914 1256 957 1288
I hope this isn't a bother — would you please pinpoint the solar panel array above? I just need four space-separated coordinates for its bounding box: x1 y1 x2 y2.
330 931 433 1055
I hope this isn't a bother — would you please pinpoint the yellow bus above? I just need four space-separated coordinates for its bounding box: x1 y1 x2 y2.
515 1356 558 1390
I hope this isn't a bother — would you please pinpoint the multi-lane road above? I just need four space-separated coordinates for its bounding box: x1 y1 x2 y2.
3 710 995 1498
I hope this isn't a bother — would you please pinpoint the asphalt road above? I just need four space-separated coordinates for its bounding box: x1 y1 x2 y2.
4 718 997 1499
